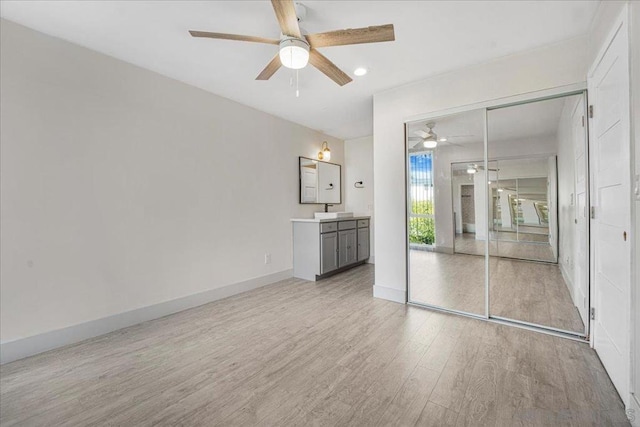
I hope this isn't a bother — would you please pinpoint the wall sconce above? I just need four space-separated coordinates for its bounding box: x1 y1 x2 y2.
317 141 331 161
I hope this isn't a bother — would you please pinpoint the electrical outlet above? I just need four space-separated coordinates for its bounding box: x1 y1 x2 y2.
264 253 272 264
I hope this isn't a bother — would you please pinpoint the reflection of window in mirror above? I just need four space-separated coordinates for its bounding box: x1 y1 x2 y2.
406 108 487 316
408 152 435 246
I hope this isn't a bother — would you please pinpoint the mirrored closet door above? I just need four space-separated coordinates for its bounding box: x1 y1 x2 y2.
406 109 487 317
406 91 589 338
487 94 588 335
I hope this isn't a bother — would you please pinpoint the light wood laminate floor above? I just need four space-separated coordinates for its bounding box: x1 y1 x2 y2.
410 251 585 333
0 265 627 426
455 233 556 263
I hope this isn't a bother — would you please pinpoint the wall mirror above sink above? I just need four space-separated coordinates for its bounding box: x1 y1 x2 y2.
299 156 341 205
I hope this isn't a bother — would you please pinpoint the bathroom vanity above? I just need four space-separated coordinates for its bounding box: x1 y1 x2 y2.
291 216 370 281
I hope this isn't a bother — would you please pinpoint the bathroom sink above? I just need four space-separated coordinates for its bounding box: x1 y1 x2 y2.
314 212 354 219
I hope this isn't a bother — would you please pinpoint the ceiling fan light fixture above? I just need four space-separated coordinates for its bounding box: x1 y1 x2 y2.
467 167 477 174
279 37 310 70
354 67 368 76
423 139 438 149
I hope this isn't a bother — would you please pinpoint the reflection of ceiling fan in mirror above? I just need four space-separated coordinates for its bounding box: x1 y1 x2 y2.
189 0 395 86
408 123 472 150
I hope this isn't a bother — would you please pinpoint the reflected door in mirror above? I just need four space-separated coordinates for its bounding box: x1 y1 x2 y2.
299 157 341 204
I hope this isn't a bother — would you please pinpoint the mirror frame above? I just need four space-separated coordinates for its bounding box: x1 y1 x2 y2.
298 156 342 205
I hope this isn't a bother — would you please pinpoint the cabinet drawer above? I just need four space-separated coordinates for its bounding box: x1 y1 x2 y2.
320 222 338 233
338 220 357 230
357 219 369 228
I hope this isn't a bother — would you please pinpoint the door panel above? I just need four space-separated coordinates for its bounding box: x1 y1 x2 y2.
590 15 631 405
321 232 338 274
338 229 357 267
487 95 585 334
406 109 487 316
598 227 628 293
600 183 629 229
357 228 369 262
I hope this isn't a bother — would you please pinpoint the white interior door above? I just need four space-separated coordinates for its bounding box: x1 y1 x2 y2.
302 168 318 203
589 15 631 406
572 98 589 326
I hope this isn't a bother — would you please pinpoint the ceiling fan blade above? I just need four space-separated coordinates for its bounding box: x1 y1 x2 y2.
308 49 352 86
305 24 395 48
189 31 279 45
408 137 423 148
443 140 464 148
271 0 302 38
256 54 282 80
414 130 429 139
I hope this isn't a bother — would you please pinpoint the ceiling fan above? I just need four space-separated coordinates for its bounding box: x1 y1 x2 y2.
466 163 499 174
408 123 471 150
189 0 395 86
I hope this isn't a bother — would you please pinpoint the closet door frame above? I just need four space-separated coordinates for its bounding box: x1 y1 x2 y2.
404 83 590 342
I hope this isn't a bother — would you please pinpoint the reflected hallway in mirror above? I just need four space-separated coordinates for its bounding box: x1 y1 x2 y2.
487 93 588 334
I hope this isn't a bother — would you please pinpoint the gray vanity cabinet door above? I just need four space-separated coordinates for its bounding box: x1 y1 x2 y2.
357 227 370 262
321 232 338 274
338 229 357 267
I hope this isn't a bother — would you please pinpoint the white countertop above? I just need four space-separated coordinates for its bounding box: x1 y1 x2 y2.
290 216 371 223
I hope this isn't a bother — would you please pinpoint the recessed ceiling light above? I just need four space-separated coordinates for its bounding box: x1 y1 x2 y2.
354 67 368 76
438 137 447 142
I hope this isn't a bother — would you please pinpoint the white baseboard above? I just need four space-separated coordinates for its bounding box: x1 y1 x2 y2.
0 269 293 364
367 255 375 264
630 393 640 427
373 284 406 304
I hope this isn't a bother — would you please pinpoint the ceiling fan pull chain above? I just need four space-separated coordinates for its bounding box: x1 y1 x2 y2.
296 69 300 98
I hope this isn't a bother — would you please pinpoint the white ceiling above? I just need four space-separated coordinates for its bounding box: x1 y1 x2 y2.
0 1 599 140
407 94 581 148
